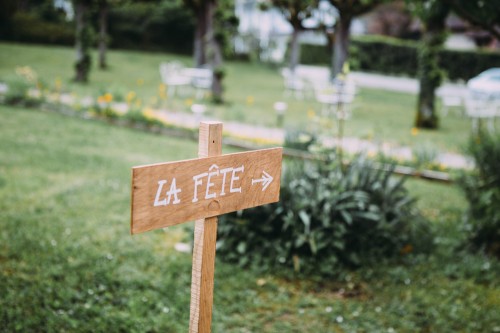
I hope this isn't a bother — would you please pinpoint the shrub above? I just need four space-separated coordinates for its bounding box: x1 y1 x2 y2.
458 131 500 258
217 155 432 276
8 12 74 46
2 79 43 107
300 35 500 81
283 128 317 151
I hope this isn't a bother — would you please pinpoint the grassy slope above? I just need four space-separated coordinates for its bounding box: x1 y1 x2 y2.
0 42 472 153
1 105 499 332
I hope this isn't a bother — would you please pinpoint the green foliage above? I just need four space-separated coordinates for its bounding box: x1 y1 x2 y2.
2 79 31 105
445 0 500 40
122 109 163 128
301 35 500 81
1 105 499 332
73 2 94 82
214 0 239 57
108 1 194 54
284 128 317 151
218 155 432 275
6 12 74 45
458 131 500 258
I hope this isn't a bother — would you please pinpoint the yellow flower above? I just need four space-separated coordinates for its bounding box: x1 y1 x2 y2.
142 107 155 119
158 84 167 100
137 79 144 86
97 95 106 103
184 98 193 107
411 127 419 136
246 95 254 105
126 91 136 104
55 77 62 91
307 108 316 119
103 93 113 103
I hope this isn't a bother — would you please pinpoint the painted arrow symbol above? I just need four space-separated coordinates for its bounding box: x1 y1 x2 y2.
252 170 273 191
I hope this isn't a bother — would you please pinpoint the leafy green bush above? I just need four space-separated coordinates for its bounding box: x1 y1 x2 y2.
8 12 74 46
217 155 432 276
284 128 317 151
108 1 194 54
458 132 500 258
2 79 43 107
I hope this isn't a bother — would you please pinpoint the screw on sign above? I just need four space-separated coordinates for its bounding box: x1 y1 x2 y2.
130 122 283 333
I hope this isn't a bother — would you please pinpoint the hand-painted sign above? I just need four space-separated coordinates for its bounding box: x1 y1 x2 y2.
131 147 282 234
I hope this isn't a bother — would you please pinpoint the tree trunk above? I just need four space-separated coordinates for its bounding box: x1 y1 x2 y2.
98 1 108 70
414 4 449 129
289 27 301 73
331 15 351 79
415 38 440 129
194 4 208 67
74 1 91 82
207 0 223 102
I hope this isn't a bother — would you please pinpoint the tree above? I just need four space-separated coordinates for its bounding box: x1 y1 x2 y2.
408 0 449 129
271 0 317 73
443 0 500 40
73 0 94 82
97 0 109 69
407 0 500 129
327 0 382 78
183 0 237 102
183 0 209 67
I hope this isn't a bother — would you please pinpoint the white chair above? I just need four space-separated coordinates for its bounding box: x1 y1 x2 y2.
464 96 497 133
159 62 191 98
437 87 464 116
281 68 305 99
313 82 354 121
183 67 213 100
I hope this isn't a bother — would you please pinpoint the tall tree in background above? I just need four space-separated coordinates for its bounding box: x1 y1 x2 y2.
327 0 382 78
183 0 206 67
97 0 109 69
444 0 500 40
73 0 94 82
407 0 449 129
271 0 317 73
183 0 237 102
408 0 499 129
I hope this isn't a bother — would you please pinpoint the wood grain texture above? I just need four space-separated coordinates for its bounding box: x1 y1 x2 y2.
189 122 222 333
130 148 282 234
129 121 283 333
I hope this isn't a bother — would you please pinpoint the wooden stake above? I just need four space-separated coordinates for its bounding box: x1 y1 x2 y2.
189 122 222 333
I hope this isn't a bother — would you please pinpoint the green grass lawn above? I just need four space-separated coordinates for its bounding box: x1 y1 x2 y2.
1 104 499 332
0 42 473 154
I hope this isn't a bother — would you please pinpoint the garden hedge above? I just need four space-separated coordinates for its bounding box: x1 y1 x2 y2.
301 35 500 81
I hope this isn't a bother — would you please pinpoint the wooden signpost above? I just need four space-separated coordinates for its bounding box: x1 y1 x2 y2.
130 121 282 333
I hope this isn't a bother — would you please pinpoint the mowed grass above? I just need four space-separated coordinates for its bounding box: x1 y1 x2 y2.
0 42 473 153
1 104 499 332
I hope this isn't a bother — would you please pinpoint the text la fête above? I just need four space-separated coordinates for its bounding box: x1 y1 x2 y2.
153 164 244 207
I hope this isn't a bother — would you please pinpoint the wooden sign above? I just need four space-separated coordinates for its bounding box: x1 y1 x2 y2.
130 121 282 333
131 148 282 234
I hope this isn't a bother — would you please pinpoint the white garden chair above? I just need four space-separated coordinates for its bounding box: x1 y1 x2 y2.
159 62 191 98
183 67 213 100
313 78 356 120
281 67 306 99
464 95 497 133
